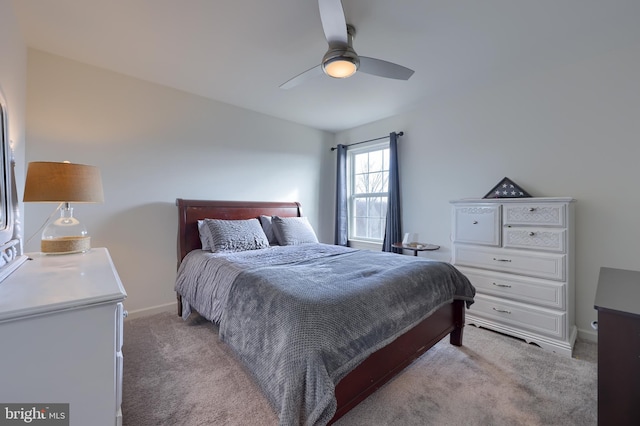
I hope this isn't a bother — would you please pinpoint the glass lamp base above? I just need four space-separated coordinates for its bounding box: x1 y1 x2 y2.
41 236 91 255
40 204 91 254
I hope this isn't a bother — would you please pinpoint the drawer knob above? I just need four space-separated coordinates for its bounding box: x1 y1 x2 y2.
123 310 129 318
492 282 512 288
492 307 512 314
528 232 535 236
493 257 512 262
528 207 536 212
472 220 478 224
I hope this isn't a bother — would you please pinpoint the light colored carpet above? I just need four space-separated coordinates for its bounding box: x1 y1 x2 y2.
122 311 597 426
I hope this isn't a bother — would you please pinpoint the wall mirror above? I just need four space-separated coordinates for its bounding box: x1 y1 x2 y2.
0 88 27 282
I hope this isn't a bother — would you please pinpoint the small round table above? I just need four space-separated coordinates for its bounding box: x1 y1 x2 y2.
392 242 440 256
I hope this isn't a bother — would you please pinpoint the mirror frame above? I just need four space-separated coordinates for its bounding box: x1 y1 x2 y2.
0 88 27 282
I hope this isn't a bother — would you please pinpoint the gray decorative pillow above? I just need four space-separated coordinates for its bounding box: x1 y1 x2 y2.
204 218 270 252
271 216 319 245
197 219 213 250
259 215 279 245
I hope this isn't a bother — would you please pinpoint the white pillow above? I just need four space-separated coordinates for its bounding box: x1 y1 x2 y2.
259 215 279 245
204 218 270 253
271 216 319 245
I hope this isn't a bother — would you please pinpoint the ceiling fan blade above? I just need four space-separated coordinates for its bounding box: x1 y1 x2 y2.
318 0 348 45
358 56 415 80
279 64 324 90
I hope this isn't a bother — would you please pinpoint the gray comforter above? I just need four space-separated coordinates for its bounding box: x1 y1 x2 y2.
176 244 475 426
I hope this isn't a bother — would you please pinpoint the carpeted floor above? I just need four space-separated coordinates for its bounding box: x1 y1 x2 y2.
122 311 597 426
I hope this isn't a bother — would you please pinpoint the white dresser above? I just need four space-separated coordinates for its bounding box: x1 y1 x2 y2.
451 197 576 357
0 248 127 425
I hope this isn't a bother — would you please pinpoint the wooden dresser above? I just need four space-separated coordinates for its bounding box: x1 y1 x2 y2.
451 197 576 357
594 267 640 425
0 248 127 426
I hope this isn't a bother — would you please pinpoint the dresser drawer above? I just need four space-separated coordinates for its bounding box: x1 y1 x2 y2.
452 204 500 246
459 267 565 309
468 294 566 339
503 227 566 252
503 203 566 227
453 246 565 281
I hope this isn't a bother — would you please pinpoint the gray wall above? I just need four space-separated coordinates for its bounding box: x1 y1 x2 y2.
24 50 334 317
334 35 640 341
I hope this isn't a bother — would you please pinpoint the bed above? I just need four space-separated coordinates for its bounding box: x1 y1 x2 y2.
175 199 474 425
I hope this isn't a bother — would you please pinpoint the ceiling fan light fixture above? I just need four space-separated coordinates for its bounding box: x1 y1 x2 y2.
323 57 358 78
280 8 413 89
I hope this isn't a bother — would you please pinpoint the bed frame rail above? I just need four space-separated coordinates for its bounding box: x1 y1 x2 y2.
331 299 464 423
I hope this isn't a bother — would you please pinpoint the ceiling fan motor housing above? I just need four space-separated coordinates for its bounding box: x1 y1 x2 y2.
321 24 359 78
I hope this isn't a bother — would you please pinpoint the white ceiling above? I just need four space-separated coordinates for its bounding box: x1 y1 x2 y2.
12 0 640 133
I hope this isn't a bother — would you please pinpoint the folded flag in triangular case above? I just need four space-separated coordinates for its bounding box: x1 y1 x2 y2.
483 177 531 198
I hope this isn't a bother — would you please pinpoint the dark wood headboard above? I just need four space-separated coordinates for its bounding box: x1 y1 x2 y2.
176 199 303 265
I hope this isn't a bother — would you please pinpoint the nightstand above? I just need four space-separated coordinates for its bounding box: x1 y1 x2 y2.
594 267 640 425
391 242 440 256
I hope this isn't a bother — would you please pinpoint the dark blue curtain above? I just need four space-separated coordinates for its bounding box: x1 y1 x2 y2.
382 132 401 252
334 144 348 246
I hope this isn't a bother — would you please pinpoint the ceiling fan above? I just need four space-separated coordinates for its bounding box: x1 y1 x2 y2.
280 0 415 89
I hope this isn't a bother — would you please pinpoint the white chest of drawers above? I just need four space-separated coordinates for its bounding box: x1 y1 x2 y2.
451 198 576 357
0 248 127 425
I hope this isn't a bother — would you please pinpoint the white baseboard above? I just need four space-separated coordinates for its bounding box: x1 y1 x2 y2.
124 302 176 321
577 327 598 343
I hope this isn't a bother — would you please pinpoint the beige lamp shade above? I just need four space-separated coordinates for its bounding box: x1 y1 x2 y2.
23 161 104 203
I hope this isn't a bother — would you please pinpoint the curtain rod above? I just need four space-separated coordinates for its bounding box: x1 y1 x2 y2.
330 131 404 151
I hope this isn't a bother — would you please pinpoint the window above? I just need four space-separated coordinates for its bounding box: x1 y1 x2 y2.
347 141 389 243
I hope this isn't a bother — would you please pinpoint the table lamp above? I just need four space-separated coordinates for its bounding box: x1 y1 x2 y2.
23 161 104 254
